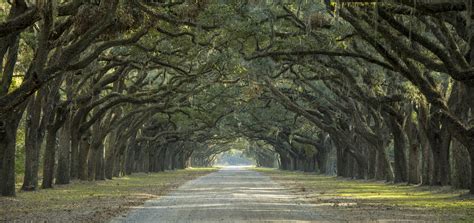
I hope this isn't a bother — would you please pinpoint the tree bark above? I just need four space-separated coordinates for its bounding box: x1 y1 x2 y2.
42 86 63 188
451 139 471 189
0 113 22 196
95 144 105 180
56 119 71 185
22 95 42 191
406 114 420 184
78 134 91 181
105 130 119 179
390 117 408 183
438 128 451 186
42 123 58 188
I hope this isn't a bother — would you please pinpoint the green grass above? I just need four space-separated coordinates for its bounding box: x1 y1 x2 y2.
17 168 216 202
1 168 218 222
253 168 474 221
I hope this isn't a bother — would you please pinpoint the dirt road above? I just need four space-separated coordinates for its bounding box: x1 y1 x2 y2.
111 166 322 222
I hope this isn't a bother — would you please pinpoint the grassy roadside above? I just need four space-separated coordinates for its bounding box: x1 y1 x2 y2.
253 168 474 222
0 168 218 222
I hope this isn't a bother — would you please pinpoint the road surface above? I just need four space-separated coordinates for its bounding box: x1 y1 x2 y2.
111 166 322 222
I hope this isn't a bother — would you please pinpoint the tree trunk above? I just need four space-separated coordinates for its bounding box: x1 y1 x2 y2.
451 139 471 189
22 96 42 191
407 143 420 184
439 129 451 186
419 121 433 185
125 145 135 175
317 148 329 174
390 117 408 183
87 145 97 181
336 145 346 177
405 114 420 185
367 146 376 179
42 124 58 188
56 119 71 185
159 147 167 171
70 134 79 179
42 90 63 188
78 135 91 181
105 132 118 179
375 147 394 181
471 156 474 194
0 114 22 196
95 144 105 180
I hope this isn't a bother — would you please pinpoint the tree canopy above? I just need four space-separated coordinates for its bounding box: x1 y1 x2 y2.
0 0 473 197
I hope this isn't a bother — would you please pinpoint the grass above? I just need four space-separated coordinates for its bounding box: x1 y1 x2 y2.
253 167 474 222
1 168 218 222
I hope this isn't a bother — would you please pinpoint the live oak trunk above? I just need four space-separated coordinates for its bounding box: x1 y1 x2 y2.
451 139 471 189
78 135 91 181
22 95 42 191
336 145 346 177
407 143 420 184
56 121 71 185
375 149 393 181
42 123 58 188
105 130 119 179
367 146 376 179
95 144 105 180
390 117 408 183
405 114 420 184
317 147 329 174
42 89 63 188
0 114 22 196
438 129 451 186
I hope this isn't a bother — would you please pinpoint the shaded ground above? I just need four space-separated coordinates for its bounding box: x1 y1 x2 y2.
0 168 216 222
255 168 474 222
112 166 322 222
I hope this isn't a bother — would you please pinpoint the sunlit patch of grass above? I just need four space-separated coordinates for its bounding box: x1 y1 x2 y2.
1 168 218 222
253 167 474 221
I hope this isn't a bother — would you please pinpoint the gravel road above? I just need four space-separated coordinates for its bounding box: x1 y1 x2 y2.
110 166 323 222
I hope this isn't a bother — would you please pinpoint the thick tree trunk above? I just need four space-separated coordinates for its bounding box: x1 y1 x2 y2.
343 151 352 178
426 123 450 186
421 138 433 185
87 145 97 181
0 0 26 197
375 147 394 181
42 125 58 188
148 147 156 172
451 139 471 189
22 96 42 191
407 143 420 184
336 146 346 177
159 147 167 171
439 129 451 186
390 117 408 183
95 144 105 180
70 135 79 179
317 149 329 174
367 147 376 179
56 120 71 185
430 138 442 185
105 132 118 179
78 135 91 181
471 157 474 194
114 150 122 177
405 115 420 185
125 144 135 175
0 114 22 196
